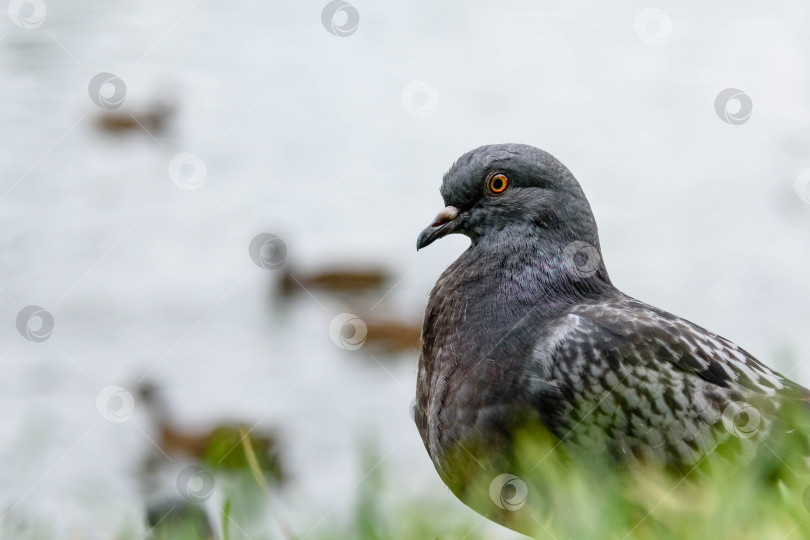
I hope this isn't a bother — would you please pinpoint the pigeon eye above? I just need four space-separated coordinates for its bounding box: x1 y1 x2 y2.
488 174 509 194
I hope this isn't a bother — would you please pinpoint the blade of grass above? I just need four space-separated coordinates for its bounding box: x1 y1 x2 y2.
239 426 298 540
222 499 232 540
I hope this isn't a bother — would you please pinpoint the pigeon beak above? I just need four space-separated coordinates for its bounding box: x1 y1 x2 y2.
417 206 460 250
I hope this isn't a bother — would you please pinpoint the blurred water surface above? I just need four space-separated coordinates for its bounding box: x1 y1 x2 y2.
1 0 810 537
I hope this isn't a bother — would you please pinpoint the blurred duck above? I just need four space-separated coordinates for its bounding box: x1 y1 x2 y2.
275 264 420 353
137 382 285 483
95 101 175 135
363 319 422 354
279 266 391 297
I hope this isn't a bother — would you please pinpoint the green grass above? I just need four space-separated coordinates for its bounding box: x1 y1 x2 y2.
7 403 810 539
144 400 810 540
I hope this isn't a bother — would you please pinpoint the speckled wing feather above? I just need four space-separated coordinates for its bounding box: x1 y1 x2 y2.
529 294 810 468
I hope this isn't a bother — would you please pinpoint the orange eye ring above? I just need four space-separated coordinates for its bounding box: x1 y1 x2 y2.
488 173 509 194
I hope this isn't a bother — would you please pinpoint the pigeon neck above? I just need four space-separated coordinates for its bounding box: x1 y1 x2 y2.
470 231 614 306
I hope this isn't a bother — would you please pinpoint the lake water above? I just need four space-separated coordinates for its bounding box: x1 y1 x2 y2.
1 0 810 538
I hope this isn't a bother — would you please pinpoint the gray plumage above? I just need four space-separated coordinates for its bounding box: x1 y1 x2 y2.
414 144 809 530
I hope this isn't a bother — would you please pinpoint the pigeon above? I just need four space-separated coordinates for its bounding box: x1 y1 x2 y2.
413 144 810 533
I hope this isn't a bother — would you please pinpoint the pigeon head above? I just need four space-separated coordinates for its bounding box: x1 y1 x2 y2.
416 144 602 254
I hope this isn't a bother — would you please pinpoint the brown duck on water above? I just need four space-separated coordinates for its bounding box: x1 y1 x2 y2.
278 266 391 297
95 101 175 135
137 382 285 483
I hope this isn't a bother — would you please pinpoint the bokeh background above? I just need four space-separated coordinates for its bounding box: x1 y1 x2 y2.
2 0 810 538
